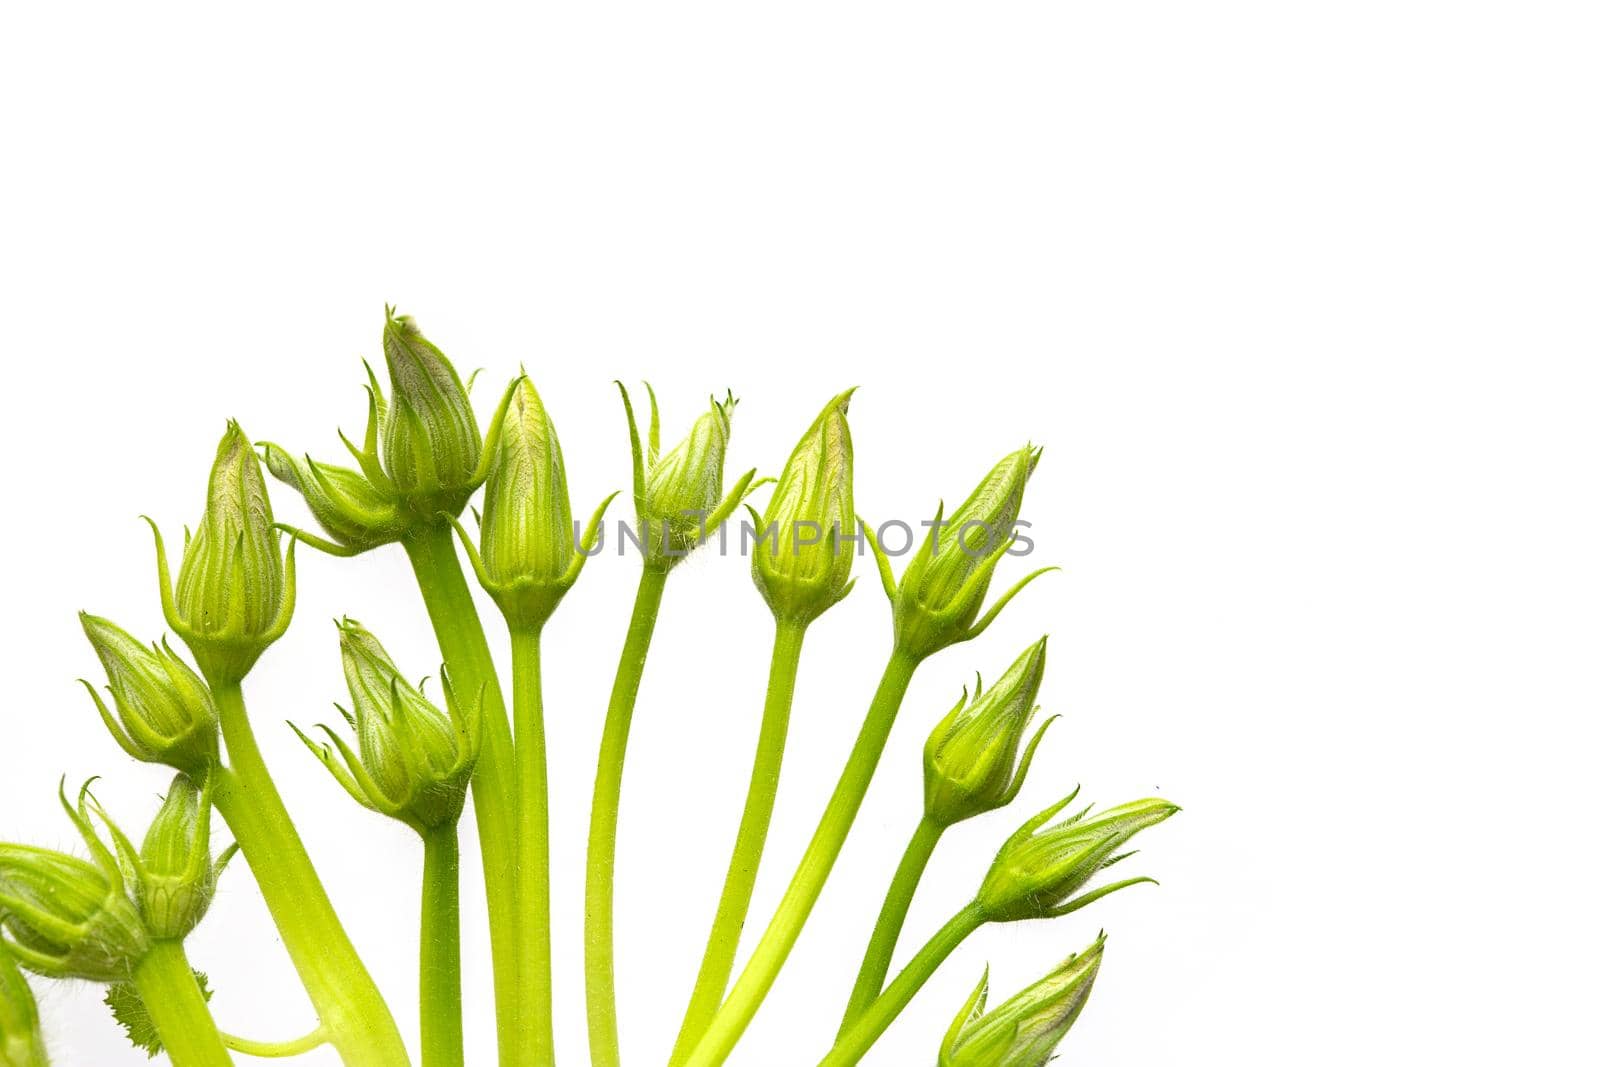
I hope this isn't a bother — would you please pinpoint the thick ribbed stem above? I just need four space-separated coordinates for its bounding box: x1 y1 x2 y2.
510 626 556 1065
420 826 463 1067
131 940 233 1067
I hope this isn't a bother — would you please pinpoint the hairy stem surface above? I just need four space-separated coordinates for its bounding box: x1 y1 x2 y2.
668 617 808 1065
132 940 233 1067
211 683 408 1067
837 815 945 1033
584 562 670 1067
684 647 921 1067
421 826 464 1067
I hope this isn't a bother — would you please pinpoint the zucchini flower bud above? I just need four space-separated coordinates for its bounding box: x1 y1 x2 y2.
0 941 49 1067
453 376 616 630
263 308 518 556
293 620 480 833
938 935 1104 1067
90 775 235 942
923 637 1054 828
975 793 1178 923
0 784 149 982
750 389 857 625
868 446 1052 661
78 615 219 775
619 384 759 569
148 421 296 685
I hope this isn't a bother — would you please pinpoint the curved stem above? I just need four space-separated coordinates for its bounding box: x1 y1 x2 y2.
131 940 233 1067
669 617 808 1065
837 816 945 1034
220 1028 327 1058
510 627 556 1065
402 523 519 1065
818 903 985 1067
684 647 922 1067
210 684 409 1067
421 826 463 1067
584 563 670 1067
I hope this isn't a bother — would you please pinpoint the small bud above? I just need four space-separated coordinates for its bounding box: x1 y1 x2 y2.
380 310 484 516
92 775 233 942
620 385 759 569
79 615 219 775
975 794 1178 922
294 620 480 832
750 389 856 624
265 310 519 557
877 446 1049 660
0 941 49 1067
939 935 1105 1067
0 784 149 982
923 637 1053 827
456 377 615 630
150 421 296 684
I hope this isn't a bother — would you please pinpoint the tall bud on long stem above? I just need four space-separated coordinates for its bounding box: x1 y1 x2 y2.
751 389 856 625
148 421 296 685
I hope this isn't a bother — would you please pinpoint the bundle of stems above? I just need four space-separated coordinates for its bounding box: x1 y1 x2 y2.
0 310 1176 1067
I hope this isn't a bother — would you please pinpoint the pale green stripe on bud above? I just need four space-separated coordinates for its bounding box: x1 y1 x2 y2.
939 934 1105 1067
751 388 857 625
381 309 482 504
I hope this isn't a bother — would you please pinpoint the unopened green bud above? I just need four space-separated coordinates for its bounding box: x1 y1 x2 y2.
876 446 1048 660
923 637 1054 827
620 385 758 569
0 785 149 982
150 421 296 685
939 935 1104 1067
455 376 615 630
92 775 233 942
750 389 856 624
380 310 483 512
0 941 49 1067
264 309 518 557
975 793 1178 923
294 620 479 833
79 615 219 774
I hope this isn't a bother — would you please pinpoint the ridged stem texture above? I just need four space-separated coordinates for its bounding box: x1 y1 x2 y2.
131 940 233 1067
510 626 556 1065
420 825 463 1067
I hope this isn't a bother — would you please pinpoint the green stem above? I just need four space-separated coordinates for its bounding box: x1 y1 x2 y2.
510 627 556 1065
818 903 985 1067
837 816 946 1034
401 522 519 1065
584 562 670 1067
220 1028 327 1058
683 647 922 1067
210 684 409 1067
130 940 233 1067
668 617 808 1065
421 825 463 1067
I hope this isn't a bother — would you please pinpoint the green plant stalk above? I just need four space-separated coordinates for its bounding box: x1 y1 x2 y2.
509 626 556 1065
130 940 233 1067
668 617 809 1065
401 522 519 1064
584 561 671 1067
210 683 409 1067
819 902 985 1067
836 814 945 1033
421 825 464 1067
683 647 922 1067
219 1028 327 1058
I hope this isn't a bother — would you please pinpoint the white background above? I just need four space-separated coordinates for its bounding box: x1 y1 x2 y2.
2 4 1597 1064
